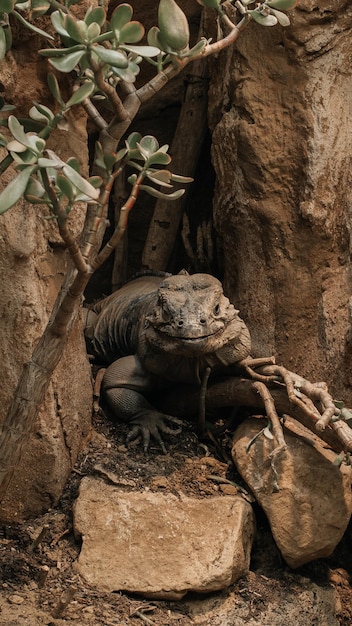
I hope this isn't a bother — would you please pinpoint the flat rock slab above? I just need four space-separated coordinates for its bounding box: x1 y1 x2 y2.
232 418 352 568
73 476 255 600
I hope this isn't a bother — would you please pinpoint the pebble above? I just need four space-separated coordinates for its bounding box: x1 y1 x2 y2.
219 484 239 496
8 594 24 605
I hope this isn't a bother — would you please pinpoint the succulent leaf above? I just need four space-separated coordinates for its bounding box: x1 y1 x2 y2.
139 184 185 200
248 10 278 26
56 173 75 200
196 0 221 8
266 0 298 8
0 26 7 61
65 81 95 107
47 73 64 105
110 3 133 31
0 0 16 11
51 10 70 38
268 7 290 25
120 44 159 58
158 0 190 52
30 0 51 17
48 49 85 73
137 135 159 158
145 151 172 166
87 22 101 41
93 44 128 67
65 15 86 43
62 163 100 200
84 6 106 27
0 165 37 215
110 64 138 83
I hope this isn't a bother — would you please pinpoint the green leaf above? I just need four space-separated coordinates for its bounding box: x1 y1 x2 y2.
66 156 79 171
31 0 51 17
104 152 119 171
24 175 46 199
8 115 28 146
40 44 85 57
147 26 160 49
170 172 193 183
7 138 27 152
84 6 106 27
0 0 16 12
65 15 86 43
93 44 128 67
120 44 160 58
29 103 52 123
139 184 185 201
56 173 75 200
0 26 7 61
47 73 64 105
62 163 100 200
137 135 159 158
51 10 70 37
125 131 142 150
266 0 297 8
268 7 290 25
196 0 221 8
119 21 144 43
87 175 102 188
145 151 171 166
49 49 85 73
12 9 54 39
65 81 94 107
0 165 37 215
248 11 278 26
110 64 137 84
146 172 172 188
110 3 133 31
184 38 207 58
87 22 101 41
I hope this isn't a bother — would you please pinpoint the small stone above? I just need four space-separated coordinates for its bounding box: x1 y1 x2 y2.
8 594 24 605
219 484 238 496
151 476 170 489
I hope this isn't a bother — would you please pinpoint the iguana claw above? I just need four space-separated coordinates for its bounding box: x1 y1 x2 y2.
126 412 183 454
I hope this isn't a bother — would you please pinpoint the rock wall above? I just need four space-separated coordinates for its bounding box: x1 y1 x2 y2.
207 1 352 401
0 31 92 521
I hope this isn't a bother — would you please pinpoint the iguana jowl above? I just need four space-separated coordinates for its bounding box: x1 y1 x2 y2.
85 272 251 451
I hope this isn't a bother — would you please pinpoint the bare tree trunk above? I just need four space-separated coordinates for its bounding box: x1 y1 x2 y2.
142 56 209 271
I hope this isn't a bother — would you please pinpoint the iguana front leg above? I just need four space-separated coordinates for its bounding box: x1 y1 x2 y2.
102 355 182 453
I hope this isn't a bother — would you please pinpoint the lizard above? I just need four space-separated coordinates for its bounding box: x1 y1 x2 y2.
85 271 251 452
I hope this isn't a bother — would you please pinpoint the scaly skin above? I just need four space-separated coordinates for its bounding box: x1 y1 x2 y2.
85 272 251 451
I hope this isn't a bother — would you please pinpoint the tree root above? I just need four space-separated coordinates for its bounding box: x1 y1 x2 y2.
238 358 352 453
157 357 352 454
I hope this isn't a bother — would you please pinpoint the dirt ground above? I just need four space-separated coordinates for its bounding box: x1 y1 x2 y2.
1 409 352 626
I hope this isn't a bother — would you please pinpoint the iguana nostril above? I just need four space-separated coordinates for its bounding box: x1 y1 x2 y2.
200 318 206 325
178 320 184 327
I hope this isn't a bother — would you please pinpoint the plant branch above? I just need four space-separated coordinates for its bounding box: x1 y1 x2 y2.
90 171 144 272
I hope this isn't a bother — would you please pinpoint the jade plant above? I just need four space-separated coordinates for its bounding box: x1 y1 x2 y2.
0 0 298 502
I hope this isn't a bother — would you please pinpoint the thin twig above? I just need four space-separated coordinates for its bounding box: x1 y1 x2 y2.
251 382 286 449
29 524 49 553
198 367 211 434
51 586 76 619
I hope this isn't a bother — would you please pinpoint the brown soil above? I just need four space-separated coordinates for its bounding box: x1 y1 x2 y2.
1 410 352 626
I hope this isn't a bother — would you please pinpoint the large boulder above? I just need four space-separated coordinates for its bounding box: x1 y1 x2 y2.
232 418 352 568
73 476 256 599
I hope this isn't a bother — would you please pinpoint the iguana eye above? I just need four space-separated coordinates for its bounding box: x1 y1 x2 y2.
213 303 220 316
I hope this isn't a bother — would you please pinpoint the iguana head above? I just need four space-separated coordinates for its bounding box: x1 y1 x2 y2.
144 273 249 357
